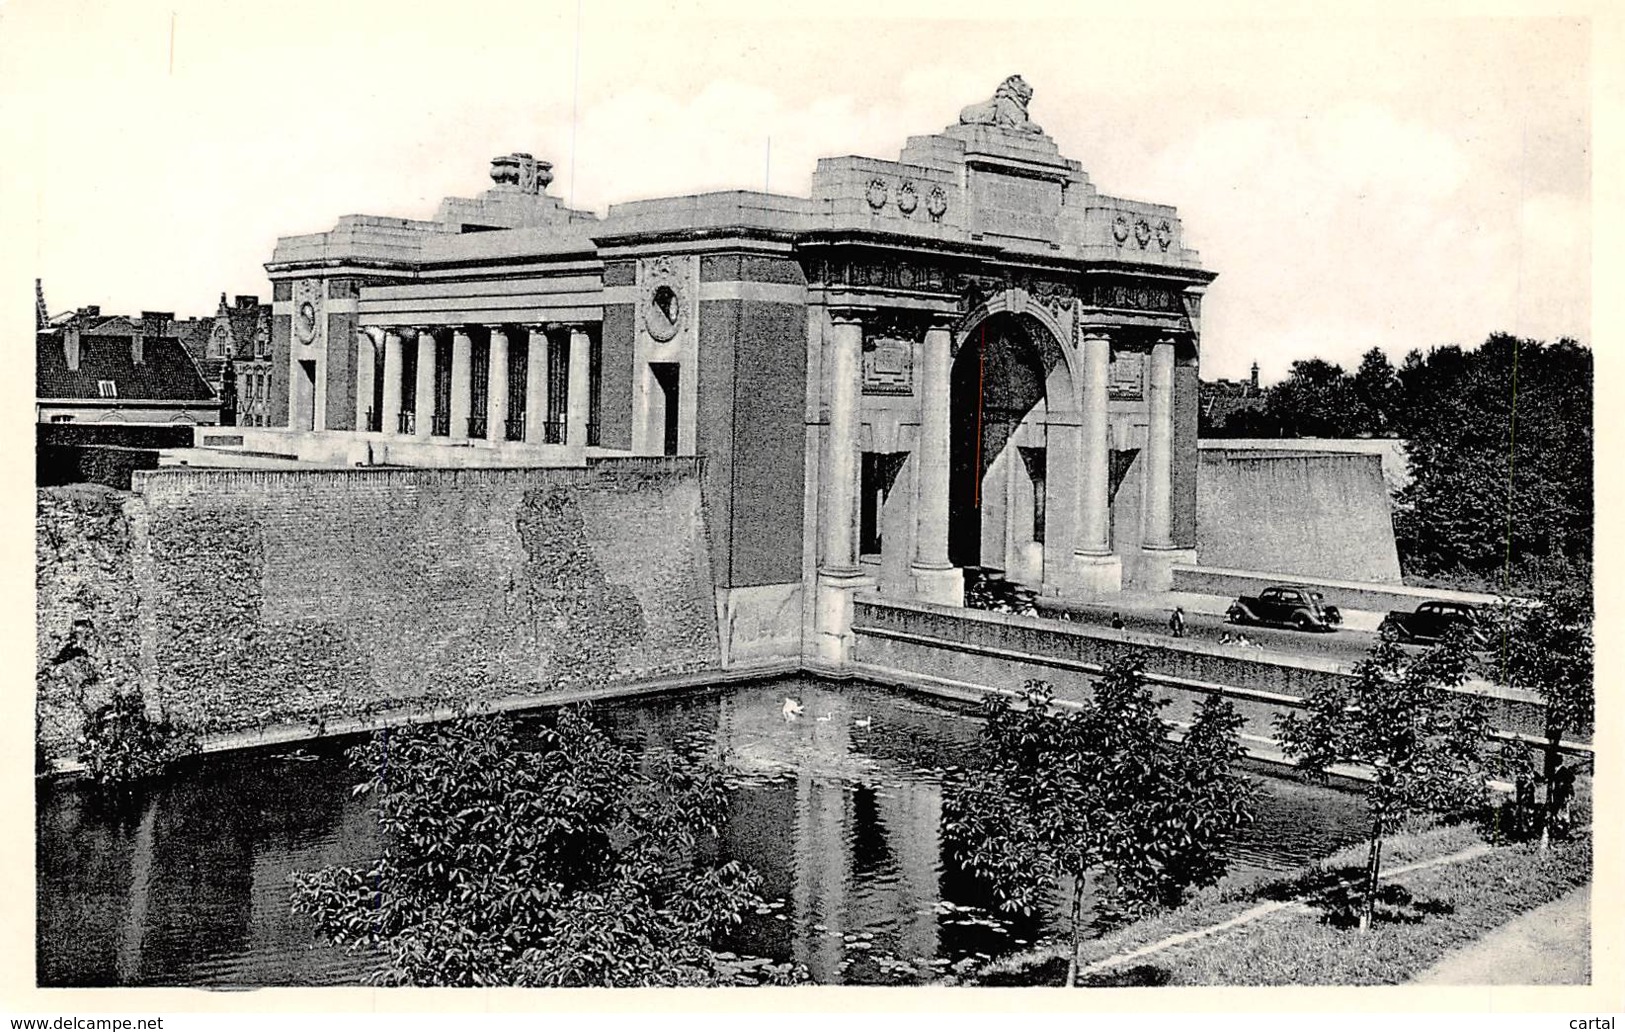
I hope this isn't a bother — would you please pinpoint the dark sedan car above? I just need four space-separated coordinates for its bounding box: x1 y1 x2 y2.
1227 585 1343 632
1379 600 1488 645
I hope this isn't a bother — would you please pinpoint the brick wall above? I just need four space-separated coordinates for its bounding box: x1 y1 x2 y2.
36 462 721 756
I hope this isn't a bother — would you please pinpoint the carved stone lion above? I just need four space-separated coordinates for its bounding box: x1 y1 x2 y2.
958 74 1043 135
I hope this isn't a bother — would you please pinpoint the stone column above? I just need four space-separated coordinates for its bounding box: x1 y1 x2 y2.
1072 327 1122 595
815 308 874 666
1140 336 1195 589
910 316 962 605
354 328 377 433
450 329 474 439
414 328 436 439
1078 331 1112 553
487 326 510 442
1144 337 1175 549
381 329 404 435
524 326 549 445
565 325 591 457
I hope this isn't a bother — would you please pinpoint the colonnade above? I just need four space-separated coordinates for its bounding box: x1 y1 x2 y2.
814 304 1183 662
353 324 593 447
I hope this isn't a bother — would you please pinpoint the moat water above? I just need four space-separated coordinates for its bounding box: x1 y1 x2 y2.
37 677 1370 987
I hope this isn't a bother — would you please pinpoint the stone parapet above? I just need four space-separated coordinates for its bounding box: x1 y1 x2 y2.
849 595 1586 752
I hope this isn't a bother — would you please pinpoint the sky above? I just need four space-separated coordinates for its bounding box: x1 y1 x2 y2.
1 1 1595 382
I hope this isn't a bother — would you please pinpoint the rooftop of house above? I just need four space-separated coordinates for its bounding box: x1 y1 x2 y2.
37 319 217 403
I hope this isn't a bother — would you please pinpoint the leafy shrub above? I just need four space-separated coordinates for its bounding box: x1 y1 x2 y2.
77 689 197 787
291 705 794 986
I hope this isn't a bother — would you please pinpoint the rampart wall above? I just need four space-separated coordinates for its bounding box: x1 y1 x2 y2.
35 461 721 757
1198 450 1401 584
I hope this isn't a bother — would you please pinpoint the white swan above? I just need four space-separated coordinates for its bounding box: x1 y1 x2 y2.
853 716 872 729
782 698 804 721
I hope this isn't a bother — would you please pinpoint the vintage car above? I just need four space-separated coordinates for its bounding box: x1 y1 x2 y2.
1378 600 1488 645
1227 585 1343 633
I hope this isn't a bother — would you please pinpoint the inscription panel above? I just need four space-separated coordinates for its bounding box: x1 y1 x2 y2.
863 337 915 396
967 171 1061 241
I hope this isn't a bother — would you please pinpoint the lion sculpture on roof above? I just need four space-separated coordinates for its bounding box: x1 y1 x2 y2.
958 74 1043 135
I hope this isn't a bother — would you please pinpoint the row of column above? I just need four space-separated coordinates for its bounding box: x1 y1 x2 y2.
814 309 1182 661
354 324 591 447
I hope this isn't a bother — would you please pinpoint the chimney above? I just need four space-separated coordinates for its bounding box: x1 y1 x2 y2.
1250 361 1259 392
137 311 170 367
64 324 81 372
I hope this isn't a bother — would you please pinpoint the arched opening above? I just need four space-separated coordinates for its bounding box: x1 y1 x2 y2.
948 313 1053 577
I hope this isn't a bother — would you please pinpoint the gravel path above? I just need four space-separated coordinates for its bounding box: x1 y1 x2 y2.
1411 883 1591 985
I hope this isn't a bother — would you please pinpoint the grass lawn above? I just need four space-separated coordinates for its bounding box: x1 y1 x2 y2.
971 814 1591 987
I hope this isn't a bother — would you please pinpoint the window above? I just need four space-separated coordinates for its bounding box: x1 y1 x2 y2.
859 454 906 556
650 362 680 456
1019 447 1046 544
1031 454 1047 544
50 415 74 423
587 336 603 447
96 380 117 398
546 335 569 443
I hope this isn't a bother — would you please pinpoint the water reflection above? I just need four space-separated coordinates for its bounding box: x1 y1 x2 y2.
37 677 1369 987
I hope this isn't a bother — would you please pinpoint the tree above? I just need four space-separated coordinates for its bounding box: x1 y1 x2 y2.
1492 576 1593 848
942 658 1254 985
1264 358 1360 437
290 706 781 986
1275 633 1491 931
1394 335 1592 582
1351 347 1398 436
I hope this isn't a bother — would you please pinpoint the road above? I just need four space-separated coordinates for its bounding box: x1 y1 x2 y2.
1040 600 1384 666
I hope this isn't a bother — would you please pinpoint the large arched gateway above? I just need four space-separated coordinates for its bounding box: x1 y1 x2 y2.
947 311 1071 585
261 76 1211 668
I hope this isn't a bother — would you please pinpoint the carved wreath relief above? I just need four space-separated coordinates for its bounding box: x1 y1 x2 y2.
1156 219 1173 252
1112 213 1132 245
897 181 918 216
1133 218 1153 249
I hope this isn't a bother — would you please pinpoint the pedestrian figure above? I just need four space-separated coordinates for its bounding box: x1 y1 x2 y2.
1169 607 1186 638
1110 612 1125 630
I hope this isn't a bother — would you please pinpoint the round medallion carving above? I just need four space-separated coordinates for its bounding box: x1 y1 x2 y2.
640 257 688 343
865 178 889 211
293 280 321 345
897 181 918 216
1133 217 1152 248
1156 219 1173 251
1112 213 1131 244
926 186 947 222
